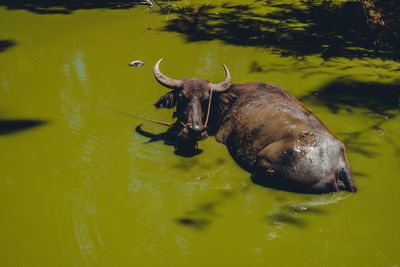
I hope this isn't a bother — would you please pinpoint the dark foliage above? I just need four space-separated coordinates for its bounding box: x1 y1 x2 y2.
361 0 400 45
2 1 397 60
165 1 400 61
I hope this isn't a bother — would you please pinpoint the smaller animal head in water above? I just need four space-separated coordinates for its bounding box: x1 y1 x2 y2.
153 58 231 146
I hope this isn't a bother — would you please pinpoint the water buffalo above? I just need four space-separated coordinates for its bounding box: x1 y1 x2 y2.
153 59 356 194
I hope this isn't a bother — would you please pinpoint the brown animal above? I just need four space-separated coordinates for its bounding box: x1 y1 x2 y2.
153 59 356 194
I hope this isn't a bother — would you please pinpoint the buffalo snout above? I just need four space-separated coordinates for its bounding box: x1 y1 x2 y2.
190 124 203 133
186 127 206 141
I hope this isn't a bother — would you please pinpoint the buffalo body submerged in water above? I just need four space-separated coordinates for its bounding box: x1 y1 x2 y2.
152 59 356 194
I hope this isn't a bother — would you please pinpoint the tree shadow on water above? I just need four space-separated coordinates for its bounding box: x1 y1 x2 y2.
175 190 235 231
249 59 400 80
0 39 16 53
265 194 349 235
0 0 150 14
300 78 399 116
0 119 46 135
300 78 399 158
176 217 210 231
267 208 310 229
165 1 400 61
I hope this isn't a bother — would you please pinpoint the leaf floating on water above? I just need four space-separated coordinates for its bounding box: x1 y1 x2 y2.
128 60 144 67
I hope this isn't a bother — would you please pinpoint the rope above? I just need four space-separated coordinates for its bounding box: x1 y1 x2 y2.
179 121 189 129
101 106 173 127
131 114 173 127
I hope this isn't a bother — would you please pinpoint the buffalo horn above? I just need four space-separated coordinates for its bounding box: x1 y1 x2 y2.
211 64 231 92
154 58 183 89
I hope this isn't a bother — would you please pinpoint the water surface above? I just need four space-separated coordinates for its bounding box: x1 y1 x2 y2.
0 1 399 266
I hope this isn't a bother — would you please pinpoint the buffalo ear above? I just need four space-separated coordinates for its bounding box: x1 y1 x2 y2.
154 92 176 109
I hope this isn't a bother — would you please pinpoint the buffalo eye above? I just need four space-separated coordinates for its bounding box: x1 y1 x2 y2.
177 92 187 101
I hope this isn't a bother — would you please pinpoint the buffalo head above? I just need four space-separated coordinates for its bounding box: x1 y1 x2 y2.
153 59 231 148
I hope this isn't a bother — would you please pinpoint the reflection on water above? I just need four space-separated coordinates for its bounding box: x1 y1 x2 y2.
73 52 90 95
267 193 352 239
71 131 104 261
59 87 85 134
1 1 400 267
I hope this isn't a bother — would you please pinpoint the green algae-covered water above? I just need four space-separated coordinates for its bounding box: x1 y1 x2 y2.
1 1 399 266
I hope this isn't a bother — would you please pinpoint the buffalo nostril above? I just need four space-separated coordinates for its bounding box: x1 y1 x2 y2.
190 125 203 133
337 179 346 190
